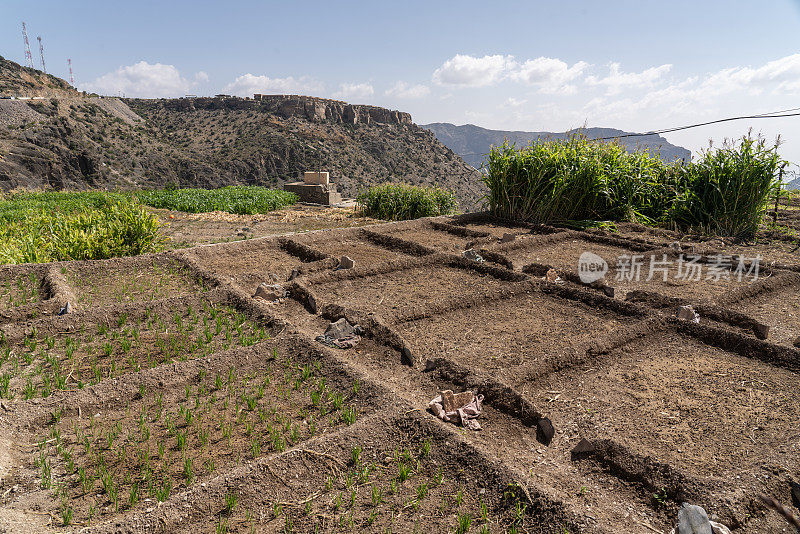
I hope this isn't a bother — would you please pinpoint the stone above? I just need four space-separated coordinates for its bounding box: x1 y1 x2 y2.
545 269 562 283
791 480 800 510
401 346 414 367
324 318 357 339
253 283 286 301
709 521 732 534
283 182 342 205
753 323 769 340
536 417 554 445
602 286 615 298
677 305 700 323
677 503 712 534
339 256 355 269
570 438 595 460
794 336 800 349
462 249 484 263
500 233 516 243
57 302 71 316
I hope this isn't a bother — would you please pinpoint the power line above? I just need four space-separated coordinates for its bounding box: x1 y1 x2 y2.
594 110 800 140
451 105 800 156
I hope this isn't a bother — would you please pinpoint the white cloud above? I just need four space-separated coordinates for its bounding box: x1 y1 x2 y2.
585 62 672 95
509 58 589 94
504 97 527 107
194 71 209 83
700 54 800 96
384 81 431 98
579 54 800 129
82 61 200 97
432 54 587 92
433 54 514 87
223 73 324 97
332 82 374 100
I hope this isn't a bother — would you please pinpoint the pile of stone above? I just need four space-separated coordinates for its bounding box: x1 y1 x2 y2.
253 283 288 302
315 318 364 349
462 249 484 263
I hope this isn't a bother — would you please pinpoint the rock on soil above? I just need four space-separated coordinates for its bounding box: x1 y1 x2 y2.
253 283 287 301
676 503 712 534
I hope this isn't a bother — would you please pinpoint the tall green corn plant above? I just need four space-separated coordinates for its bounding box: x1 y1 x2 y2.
484 135 673 225
669 135 784 239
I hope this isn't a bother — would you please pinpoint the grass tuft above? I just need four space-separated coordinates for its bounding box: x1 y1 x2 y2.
356 183 457 220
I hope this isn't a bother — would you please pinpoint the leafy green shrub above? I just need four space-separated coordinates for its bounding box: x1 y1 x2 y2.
669 135 784 239
483 135 677 226
135 186 297 215
356 183 457 220
0 192 164 264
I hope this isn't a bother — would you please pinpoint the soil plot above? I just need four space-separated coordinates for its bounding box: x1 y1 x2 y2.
28 340 364 526
0 294 271 401
529 333 800 483
396 290 628 389
308 265 513 322
0 271 44 311
66 258 198 307
374 224 474 252
181 238 307 293
290 232 412 267
515 237 751 302
730 284 800 346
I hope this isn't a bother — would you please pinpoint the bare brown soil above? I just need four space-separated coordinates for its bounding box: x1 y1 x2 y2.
396 291 627 390
1 213 799 534
372 221 477 252
157 206 378 248
290 230 414 268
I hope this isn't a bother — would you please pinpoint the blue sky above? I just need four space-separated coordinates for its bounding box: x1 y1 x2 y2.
3 0 800 166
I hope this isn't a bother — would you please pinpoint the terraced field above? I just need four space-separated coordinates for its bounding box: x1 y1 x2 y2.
0 213 799 533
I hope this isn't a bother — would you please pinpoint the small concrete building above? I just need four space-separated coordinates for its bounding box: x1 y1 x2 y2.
284 171 342 205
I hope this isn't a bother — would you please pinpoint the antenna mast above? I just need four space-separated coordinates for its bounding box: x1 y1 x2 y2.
67 59 74 85
21 22 34 68
37 36 46 74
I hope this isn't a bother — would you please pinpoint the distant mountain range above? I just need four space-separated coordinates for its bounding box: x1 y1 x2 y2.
421 123 692 169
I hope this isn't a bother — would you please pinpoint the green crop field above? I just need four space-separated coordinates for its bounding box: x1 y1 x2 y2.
0 192 164 265
135 186 298 215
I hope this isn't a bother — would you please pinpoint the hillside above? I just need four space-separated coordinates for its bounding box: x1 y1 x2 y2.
126 96 482 205
422 122 691 169
0 55 77 97
0 56 482 207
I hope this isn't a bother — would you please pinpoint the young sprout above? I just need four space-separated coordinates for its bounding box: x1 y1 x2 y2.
224 490 238 515
456 513 472 534
351 445 362 466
